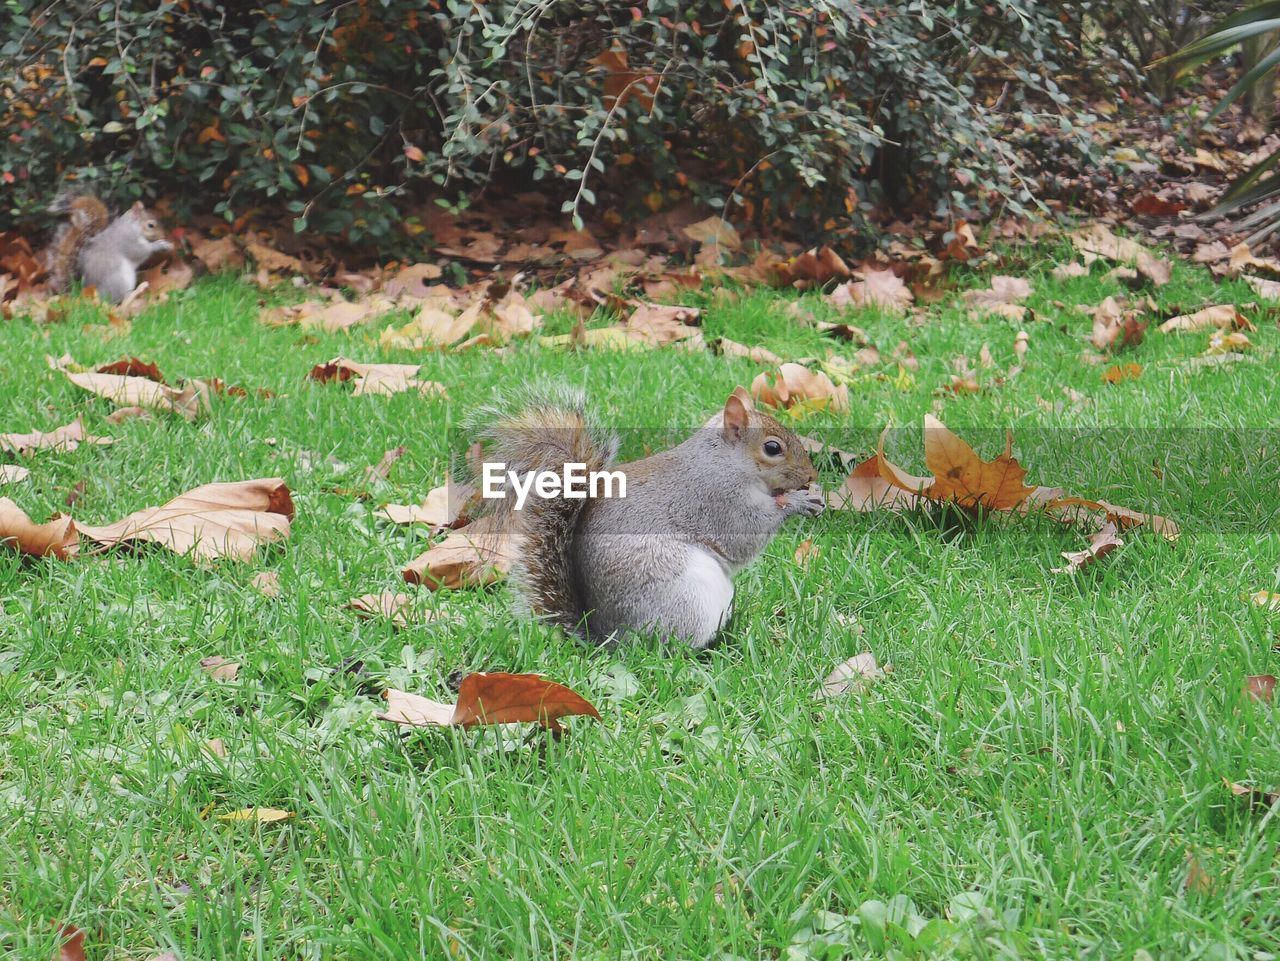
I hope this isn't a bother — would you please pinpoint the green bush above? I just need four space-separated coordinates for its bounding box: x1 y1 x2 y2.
2 1 1108 250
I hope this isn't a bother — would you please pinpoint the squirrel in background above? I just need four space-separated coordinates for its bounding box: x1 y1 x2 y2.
45 195 172 303
481 387 825 649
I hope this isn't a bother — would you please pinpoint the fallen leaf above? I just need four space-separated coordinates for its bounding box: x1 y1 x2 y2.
0 418 112 456
711 338 783 365
383 261 444 298
377 480 475 531
262 297 397 333
200 655 240 681
1205 330 1251 355
54 923 86 961
402 517 513 589
189 234 243 273
76 478 293 562
379 672 600 733
828 455 923 511
1158 305 1253 334
1184 851 1215 895
1071 223 1171 286
817 652 885 698
1052 523 1123 573
97 357 165 381
251 571 280 598
794 540 819 567
1102 362 1142 384
1089 296 1147 351
1245 674 1276 703
1228 242 1280 277
347 592 434 627
364 446 407 485
622 302 703 346
683 215 741 251
216 807 294 823
1224 777 1279 811
308 358 447 399
0 465 29 484
962 276 1033 318
0 498 78 558
65 370 211 420
105 406 152 424
245 241 304 275
751 363 850 414
1051 262 1090 279
1249 590 1280 610
203 738 228 759
774 246 850 287
828 267 913 313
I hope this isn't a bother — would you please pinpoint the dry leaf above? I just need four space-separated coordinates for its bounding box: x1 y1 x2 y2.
1089 296 1147 351
0 465 29 484
0 498 78 558
827 455 923 511
54 923 86 961
379 672 600 733
245 241 303 275
364 446 407 485
1158 305 1253 334
1244 274 1280 300
1205 330 1251 355
347 592 433 627
308 357 447 398
623 302 703 346
828 267 913 313
1052 262 1090 279
1249 590 1280 610
794 540 819 567
817 652 885 698
1071 223 1172 286
189 234 243 273
711 338 783 365
1102 363 1142 384
962 276 1033 317
1052 522 1123 573
377 481 475 531
251 571 281 598
683 216 741 250
1245 674 1276 703
402 517 513 589
1223 777 1280 811
200 655 240 681
97 357 164 381
65 370 211 420
775 246 850 287
76 478 293 562
751 363 850 414
0 418 112 456
216 806 294 823
383 261 444 298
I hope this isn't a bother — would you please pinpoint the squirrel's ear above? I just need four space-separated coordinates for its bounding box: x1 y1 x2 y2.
130 201 146 216
722 390 750 441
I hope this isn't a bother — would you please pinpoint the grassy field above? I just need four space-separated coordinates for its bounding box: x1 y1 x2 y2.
2 241 1278 960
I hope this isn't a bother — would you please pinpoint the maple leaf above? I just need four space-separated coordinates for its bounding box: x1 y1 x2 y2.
961 275 1032 319
622 302 703 346
1088 296 1147 351
774 246 851 287
827 266 913 313
379 672 600 733
1071 224 1171 286
751 363 850 414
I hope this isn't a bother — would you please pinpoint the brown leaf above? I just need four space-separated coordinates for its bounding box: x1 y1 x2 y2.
828 455 923 511
54 923 87 961
383 262 444 298
377 481 475 531
245 241 304 275
774 246 851 287
379 302 481 349
710 337 783 365
1089 296 1147 351
1224 777 1280 811
1184 851 1215 895
1051 262 1090 279
200 655 240 681
817 652 885 698
364 446 407 485
1158 305 1253 334
104 406 152 424
827 267 913 313
65 370 211 420
915 416 1039 510
0 498 78 558
751 363 850 414
380 672 600 733
1052 522 1123 573
962 276 1033 315
0 465 29 484
1101 363 1142 384
1244 274 1280 300
308 358 447 398
402 517 513 589
76 478 294 562
189 234 243 273
1227 242 1280 277
1205 330 1251 355
347 592 436 628
251 571 281 598
1071 223 1171 286
622 302 703 346
0 418 113 456
97 357 165 382
683 216 741 251
1047 496 1180 542
1245 674 1276 703
794 540 819 567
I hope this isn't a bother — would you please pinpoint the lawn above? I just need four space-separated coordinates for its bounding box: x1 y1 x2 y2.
1 241 1278 960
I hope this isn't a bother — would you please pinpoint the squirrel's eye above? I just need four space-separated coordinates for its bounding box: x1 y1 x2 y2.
763 440 783 457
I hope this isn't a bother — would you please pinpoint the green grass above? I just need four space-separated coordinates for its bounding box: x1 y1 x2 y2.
2 241 1278 960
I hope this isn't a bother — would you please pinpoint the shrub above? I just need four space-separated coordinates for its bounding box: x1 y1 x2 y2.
2 1 1107 251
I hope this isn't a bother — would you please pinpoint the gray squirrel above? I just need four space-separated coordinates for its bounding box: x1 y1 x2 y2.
46 195 173 303
481 387 825 648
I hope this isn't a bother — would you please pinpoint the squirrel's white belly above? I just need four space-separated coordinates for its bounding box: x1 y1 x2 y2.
680 546 734 644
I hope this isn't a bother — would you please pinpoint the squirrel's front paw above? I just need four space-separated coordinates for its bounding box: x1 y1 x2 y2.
778 486 825 517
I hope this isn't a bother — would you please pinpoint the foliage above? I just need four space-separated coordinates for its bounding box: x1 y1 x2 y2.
3 0 1103 249
1166 1 1280 244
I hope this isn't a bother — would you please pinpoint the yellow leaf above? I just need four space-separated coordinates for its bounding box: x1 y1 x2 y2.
217 807 294 824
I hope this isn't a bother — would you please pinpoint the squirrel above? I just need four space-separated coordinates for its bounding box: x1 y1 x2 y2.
46 195 173 303
480 386 825 649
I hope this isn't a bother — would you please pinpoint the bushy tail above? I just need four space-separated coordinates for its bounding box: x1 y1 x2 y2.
475 388 618 634
45 194 109 292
